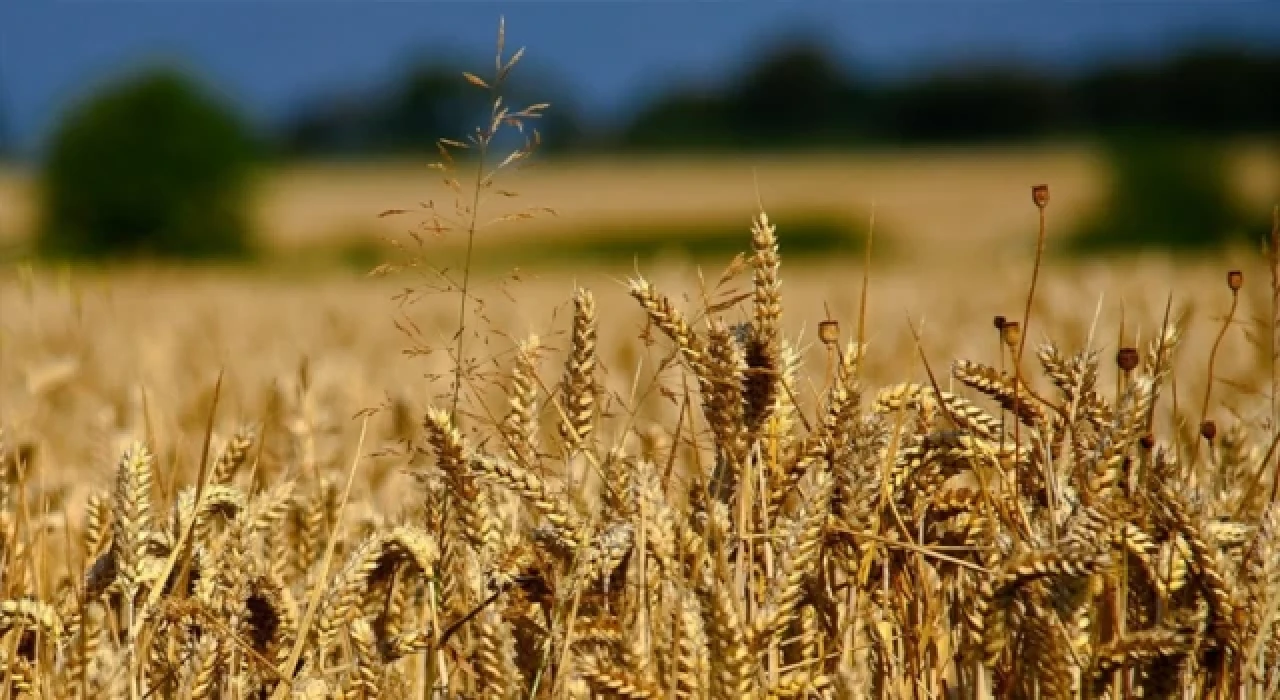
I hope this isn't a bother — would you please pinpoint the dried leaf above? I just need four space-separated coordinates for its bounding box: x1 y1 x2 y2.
495 17 506 67
707 291 753 315
436 142 455 167
497 150 527 170
716 252 747 289
500 46 525 79
463 72 490 89
493 212 537 223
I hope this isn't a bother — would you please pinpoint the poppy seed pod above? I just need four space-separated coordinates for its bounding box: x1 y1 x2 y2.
1200 420 1218 442
1116 347 1140 373
993 315 1007 331
1228 270 1243 292
1001 321 1021 349
819 320 840 346
1031 184 1050 209
1139 434 1155 450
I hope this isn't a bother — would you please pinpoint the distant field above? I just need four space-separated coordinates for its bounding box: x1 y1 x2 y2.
3 254 1267 467
1 145 1276 268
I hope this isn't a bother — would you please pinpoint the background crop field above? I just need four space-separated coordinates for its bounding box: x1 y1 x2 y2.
3 250 1270 505
2 145 1277 267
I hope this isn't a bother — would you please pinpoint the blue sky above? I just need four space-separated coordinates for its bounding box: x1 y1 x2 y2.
2 1 1279 153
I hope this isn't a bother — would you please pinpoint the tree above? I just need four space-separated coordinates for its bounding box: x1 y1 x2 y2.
1065 134 1249 253
39 67 257 259
883 68 1065 143
725 38 869 146
0 76 12 159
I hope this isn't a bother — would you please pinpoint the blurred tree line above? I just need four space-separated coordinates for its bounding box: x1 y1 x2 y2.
278 59 588 158
14 38 1280 260
0 79 11 159
270 38 1276 257
280 40 1280 155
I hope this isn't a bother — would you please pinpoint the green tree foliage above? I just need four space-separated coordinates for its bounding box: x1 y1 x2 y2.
274 41 1279 156
38 67 257 259
1064 135 1250 253
622 40 870 150
616 41 1280 152
880 68 1064 143
281 59 587 157
0 78 13 160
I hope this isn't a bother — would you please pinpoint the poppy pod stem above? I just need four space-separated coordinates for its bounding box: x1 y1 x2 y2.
1193 271 1241 468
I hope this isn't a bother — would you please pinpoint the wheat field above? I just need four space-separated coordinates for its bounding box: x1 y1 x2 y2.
5 208 1280 697
5 24 1280 697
